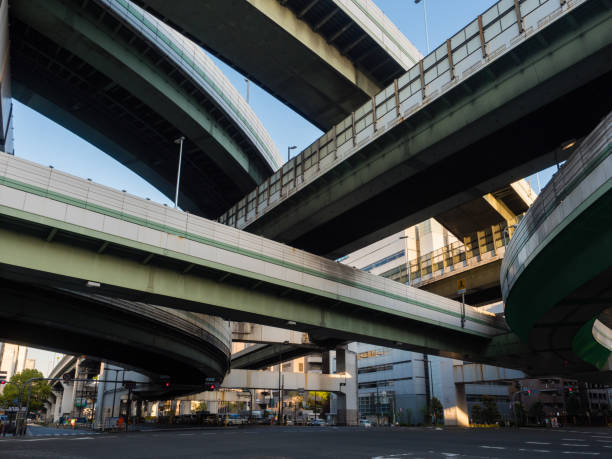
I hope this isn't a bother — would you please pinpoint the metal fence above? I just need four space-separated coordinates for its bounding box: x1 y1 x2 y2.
501 110 612 299
219 0 586 229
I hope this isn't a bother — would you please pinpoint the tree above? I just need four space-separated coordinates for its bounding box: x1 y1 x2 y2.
428 397 444 425
471 404 483 424
193 401 207 413
513 402 526 426
0 369 50 412
528 401 545 424
482 395 501 424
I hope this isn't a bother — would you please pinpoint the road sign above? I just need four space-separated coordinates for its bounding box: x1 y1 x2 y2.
457 278 466 294
62 373 72 382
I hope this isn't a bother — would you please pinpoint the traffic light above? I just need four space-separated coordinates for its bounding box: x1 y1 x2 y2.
526 389 532 396
162 381 171 389
0 380 6 385
209 384 216 391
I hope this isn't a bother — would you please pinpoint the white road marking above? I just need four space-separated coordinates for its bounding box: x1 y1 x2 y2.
561 452 598 456
519 449 551 453
22 438 61 442
562 438 584 441
479 446 505 449
592 436 612 439
69 436 95 440
527 441 551 445
440 453 460 457
562 443 591 447
177 433 194 436
596 440 612 443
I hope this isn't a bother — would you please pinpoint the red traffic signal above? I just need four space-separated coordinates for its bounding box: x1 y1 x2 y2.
0 380 6 385
209 384 216 390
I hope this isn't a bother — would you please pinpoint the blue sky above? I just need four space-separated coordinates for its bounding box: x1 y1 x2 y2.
15 1 555 368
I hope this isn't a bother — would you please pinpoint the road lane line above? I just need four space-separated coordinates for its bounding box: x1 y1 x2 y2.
527 441 551 445
562 443 591 447
561 452 598 455
519 449 551 453
22 438 61 442
562 438 584 441
479 446 505 449
69 436 95 440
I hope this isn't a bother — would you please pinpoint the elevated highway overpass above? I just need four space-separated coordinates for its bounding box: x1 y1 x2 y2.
219 0 612 258
9 0 282 217
0 279 232 391
501 111 612 381
136 0 421 130
0 152 515 369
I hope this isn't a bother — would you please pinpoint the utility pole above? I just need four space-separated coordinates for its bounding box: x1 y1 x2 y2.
244 78 250 104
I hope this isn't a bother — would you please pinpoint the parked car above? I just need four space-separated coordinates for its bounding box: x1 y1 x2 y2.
225 414 247 426
308 419 326 426
359 419 372 428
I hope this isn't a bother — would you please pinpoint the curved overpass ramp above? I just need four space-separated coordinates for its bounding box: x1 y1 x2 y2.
501 111 612 380
136 0 421 130
0 280 231 387
11 0 281 218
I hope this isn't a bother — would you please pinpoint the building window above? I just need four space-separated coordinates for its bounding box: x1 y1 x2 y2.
298 363 304 372
358 364 393 374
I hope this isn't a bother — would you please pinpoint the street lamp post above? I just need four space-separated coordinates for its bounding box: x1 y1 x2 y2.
415 0 430 54
244 78 250 104
287 145 297 162
174 136 185 208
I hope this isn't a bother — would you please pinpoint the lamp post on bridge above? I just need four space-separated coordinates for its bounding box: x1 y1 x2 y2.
174 136 185 209
287 145 297 162
415 0 430 54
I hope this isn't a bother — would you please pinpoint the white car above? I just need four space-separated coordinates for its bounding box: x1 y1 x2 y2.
359 419 372 428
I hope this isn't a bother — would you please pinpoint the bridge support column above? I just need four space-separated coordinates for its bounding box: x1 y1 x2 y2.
52 391 62 422
437 359 469 427
334 346 358 426
179 400 192 415
60 382 75 417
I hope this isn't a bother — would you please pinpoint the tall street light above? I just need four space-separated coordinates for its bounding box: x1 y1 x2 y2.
415 0 430 54
287 145 297 162
174 136 185 208
244 78 250 104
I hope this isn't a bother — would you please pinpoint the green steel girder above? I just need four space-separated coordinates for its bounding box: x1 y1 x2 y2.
0 212 498 363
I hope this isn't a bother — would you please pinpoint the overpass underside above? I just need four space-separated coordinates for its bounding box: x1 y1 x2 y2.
10 0 276 217
136 0 420 130
221 0 612 258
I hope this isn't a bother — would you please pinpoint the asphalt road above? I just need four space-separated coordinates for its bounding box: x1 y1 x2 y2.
2 425 612 458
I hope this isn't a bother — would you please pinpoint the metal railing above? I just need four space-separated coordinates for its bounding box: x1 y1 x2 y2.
501 110 612 299
381 222 511 286
100 0 282 170
219 0 586 229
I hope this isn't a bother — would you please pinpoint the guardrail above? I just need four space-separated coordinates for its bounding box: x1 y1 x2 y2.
219 0 585 229
0 152 506 336
100 0 282 170
501 110 612 299
381 222 512 286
